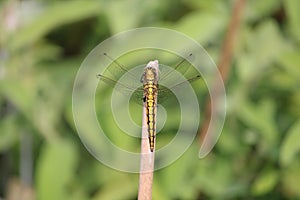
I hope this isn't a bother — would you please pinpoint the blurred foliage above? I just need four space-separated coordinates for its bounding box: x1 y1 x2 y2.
0 0 300 199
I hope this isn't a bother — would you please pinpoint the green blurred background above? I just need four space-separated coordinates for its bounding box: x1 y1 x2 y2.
1 0 300 199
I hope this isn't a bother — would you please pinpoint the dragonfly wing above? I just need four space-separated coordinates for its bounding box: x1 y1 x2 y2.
159 53 196 81
102 53 138 81
97 74 144 105
97 74 134 92
130 86 144 105
157 74 202 104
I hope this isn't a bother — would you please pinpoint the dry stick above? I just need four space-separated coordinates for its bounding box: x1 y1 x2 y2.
199 0 246 144
138 105 155 200
138 60 159 200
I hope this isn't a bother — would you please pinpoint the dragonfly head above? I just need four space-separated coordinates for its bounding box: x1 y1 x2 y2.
140 60 159 84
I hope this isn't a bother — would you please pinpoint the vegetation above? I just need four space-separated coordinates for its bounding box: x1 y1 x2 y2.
0 0 300 199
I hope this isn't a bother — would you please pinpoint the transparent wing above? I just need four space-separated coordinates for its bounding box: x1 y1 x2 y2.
97 74 144 105
102 53 137 81
157 74 202 104
97 52 202 105
159 53 195 81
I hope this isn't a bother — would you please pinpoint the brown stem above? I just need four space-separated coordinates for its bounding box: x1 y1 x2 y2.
199 0 246 144
138 61 159 200
137 105 155 200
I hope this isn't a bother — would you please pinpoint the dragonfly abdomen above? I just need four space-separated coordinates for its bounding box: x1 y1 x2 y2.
141 60 159 152
144 83 158 152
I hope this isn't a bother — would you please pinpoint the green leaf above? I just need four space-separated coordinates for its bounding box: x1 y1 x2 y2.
236 20 286 81
157 145 199 199
238 99 278 153
217 126 246 154
92 175 137 200
9 0 102 51
280 120 300 167
1 54 78 140
193 155 236 198
170 11 228 45
282 159 300 197
92 166 138 200
284 0 300 43
36 140 78 200
277 50 300 82
182 0 227 12
103 0 143 34
251 168 279 195
245 0 281 21
0 114 20 151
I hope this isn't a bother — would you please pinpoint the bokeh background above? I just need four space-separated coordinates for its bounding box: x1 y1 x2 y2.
1 0 300 199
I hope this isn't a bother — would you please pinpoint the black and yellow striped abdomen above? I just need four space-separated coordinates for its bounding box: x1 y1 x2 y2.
141 61 159 152
144 83 158 152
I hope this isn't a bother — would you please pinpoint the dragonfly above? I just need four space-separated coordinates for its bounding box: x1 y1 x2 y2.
97 52 202 152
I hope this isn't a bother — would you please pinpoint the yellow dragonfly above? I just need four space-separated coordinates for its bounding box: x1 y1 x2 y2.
97 53 201 152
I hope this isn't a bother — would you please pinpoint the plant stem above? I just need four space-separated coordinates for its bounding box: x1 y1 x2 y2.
138 105 155 200
138 60 159 200
199 0 246 144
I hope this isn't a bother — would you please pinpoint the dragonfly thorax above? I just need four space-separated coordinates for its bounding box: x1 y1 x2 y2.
141 60 159 85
